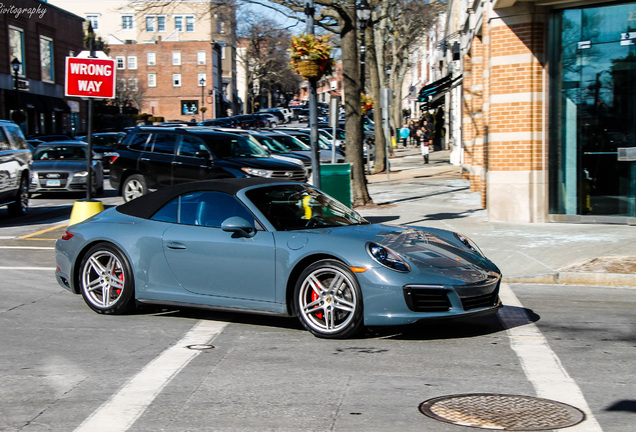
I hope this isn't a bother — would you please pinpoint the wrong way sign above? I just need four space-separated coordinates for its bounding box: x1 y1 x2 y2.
65 56 116 99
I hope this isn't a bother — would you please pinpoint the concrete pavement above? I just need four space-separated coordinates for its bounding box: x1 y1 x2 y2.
358 146 636 287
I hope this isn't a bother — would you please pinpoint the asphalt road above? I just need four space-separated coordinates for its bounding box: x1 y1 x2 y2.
0 190 634 432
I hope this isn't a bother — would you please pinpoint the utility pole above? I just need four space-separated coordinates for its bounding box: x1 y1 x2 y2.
305 0 321 188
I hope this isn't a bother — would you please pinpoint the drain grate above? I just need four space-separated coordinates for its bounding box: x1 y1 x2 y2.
419 393 586 431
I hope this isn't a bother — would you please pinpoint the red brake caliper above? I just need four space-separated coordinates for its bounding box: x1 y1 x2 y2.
311 290 323 319
114 271 123 295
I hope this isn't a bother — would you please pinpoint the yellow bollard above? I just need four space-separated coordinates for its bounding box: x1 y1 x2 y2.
69 200 104 226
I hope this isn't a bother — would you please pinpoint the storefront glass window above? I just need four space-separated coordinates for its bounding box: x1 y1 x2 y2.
550 3 636 219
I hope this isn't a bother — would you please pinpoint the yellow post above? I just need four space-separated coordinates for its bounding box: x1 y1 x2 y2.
69 200 104 226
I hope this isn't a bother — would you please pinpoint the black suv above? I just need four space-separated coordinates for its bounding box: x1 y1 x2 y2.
109 127 307 202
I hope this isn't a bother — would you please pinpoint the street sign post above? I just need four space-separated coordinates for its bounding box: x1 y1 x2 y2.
65 54 116 225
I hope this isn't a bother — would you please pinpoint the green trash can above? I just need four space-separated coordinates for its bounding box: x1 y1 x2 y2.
320 163 352 208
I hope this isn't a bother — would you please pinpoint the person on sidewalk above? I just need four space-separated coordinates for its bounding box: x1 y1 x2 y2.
417 126 431 164
399 124 410 148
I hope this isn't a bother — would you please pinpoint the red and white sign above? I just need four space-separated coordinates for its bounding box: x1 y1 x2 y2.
65 57 116 99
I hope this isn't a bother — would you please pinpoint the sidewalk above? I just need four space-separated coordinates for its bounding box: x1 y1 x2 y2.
357 147 636 287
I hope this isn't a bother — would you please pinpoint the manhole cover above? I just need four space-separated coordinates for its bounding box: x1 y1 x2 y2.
419 393 586 431
186 344 215 350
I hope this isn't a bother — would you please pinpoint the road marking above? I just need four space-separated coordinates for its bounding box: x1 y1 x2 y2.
498 284 603 432
0 266 55 271
19 223 67 239
74 319 228 432
0 246 55 250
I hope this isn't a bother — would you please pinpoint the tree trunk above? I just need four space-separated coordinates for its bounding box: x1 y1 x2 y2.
367 24 386 174
341 6 372 207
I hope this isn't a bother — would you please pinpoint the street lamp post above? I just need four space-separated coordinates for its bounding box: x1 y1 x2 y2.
357 0 372 173
11 58 22 124
199 77 206 121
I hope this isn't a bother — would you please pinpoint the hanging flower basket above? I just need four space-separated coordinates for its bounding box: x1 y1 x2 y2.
296 60 325 79
289 34 335 80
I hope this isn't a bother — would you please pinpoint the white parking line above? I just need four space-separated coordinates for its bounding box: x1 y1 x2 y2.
0 246 55 250
498 284 603 432
73 320 228 432
0 266 55 271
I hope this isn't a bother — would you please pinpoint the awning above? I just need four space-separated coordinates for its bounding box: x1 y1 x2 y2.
5 92 70 113
40 95 71 113
418 74 463 110
6 92 46 111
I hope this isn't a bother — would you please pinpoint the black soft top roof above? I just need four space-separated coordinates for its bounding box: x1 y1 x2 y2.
117 178 293 219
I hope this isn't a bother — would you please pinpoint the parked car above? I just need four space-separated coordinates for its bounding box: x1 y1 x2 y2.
55 178 502 339
109 126 307 202
259 108 292 123
254 113 279 128
74 132 126 170
232 114 266 129
272 129 345 163
210 128 312 172
258 130 343 165
198 118 238 128
0 120 31 216
30 141 104 195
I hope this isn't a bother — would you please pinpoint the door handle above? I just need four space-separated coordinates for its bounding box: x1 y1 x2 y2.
166 242 187 250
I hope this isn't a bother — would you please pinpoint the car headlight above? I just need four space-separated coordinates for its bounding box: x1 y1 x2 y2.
241 167 273 178
454 233 484 257
367 242 410 272
73 171 89 178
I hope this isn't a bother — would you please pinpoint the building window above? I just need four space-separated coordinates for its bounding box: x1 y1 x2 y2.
157 16 166 32
172 52 181 65
122 15 134 31
117 78 126 91
147 52 156 66
217 16 225 34
128 78 138 92
40 36 54 82
198 73 206 86
116 56 125 70
148 73 157 87
145 16 154 32
9 27 25 75
186 16 195 32
127 56 137 70
86 14 100 30
197 51 206 65
173 74 181 87
221 46 226 60
174 15 194 32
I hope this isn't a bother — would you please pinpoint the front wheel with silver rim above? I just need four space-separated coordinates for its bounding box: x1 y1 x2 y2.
79 243 135 314
122 174 147 202
294 259 363 339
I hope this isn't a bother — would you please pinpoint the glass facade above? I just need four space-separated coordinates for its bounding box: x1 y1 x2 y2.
550 3 636 220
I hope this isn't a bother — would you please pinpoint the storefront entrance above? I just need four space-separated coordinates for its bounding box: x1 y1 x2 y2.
550 3 636 222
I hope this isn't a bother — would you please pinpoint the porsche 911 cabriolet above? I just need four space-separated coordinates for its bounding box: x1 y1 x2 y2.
55 178 502 338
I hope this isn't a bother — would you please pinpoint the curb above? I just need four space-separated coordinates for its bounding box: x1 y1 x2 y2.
505 272 636 288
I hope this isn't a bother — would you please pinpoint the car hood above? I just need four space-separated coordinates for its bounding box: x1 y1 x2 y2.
296 223 500 284
32 160 88 171
219 157 305 171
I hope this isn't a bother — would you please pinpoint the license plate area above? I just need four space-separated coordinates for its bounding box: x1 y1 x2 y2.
46 179 62 187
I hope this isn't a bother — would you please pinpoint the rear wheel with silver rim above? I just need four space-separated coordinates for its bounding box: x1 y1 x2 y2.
122 174 147 202
7 175 28 217
79 243 135 314
295 259 363 339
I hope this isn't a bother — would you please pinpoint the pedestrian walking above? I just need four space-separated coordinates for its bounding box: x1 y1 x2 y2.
417 126 430 164
399 124 410 148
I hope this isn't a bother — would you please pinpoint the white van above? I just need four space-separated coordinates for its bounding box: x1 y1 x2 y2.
0 120 31 216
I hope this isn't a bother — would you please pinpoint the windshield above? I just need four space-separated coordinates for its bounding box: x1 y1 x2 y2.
33 145 87 160
245 183 368 231
255 136 292 154
269 134 310 151
207 134 269 158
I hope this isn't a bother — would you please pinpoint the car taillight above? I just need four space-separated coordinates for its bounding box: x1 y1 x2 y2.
109 152 120 164
61 231 74 240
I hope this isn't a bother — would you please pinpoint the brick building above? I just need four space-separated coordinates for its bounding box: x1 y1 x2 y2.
433 0 635 225
1 0 85 135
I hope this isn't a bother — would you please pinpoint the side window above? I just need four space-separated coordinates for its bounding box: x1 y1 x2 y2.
151 191 254 228
150 133 176 154
192 191 255 228
4 125 27 150
0 129 10 150
177 135 208 157
128 133 151 151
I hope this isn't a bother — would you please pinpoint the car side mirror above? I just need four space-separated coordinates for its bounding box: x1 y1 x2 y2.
195 149 212 160
221 216 256 238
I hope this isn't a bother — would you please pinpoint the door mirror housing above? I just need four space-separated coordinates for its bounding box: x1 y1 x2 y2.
221 216 256 238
